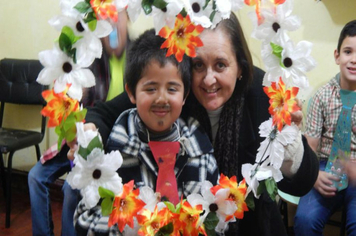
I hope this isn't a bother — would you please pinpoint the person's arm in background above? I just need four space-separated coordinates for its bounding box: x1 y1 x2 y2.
101 10 128 58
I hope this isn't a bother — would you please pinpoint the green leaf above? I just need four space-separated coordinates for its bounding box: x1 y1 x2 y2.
59 26 82 58
245 191 255 211
257 180 266 196
155 222 173 236
270 42 286 68
265 178 278 201
153 0 168 9
142 0 154 15
87 135 104 152
204 212 219 235
164 201 177 213
74 1 91 13
99 187 114 216
87 19 97 32
209 10 216 23
59 32 72 54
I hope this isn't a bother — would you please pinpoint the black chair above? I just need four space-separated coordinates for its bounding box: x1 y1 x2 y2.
0 58 47 228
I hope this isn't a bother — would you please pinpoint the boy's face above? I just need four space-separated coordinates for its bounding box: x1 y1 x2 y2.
126 61 186 133
335 36 356 90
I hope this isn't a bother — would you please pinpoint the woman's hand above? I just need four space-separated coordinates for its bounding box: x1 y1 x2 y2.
314 170 339 197
67 122 97 161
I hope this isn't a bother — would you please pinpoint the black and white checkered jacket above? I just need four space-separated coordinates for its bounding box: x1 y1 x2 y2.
74 109 219 236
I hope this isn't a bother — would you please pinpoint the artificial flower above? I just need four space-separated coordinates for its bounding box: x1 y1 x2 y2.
185 0 213 28
215 0 232 19
211 174 248 219
37 46 96 101
245 0 263 24
138 186 161 212
174 200 207 236
108 180 146 232
136 206 172 236
66 127 123 208
90 0 118 22
250 0 300 43
41 87 79 127
152 0 183 33
241 161 283 198
261 35 316 89
49 13 113 63
114 0 129 12
256 118 299 169
126 0 144 23
59 0 83 18
187 181 237 233
263 77 299 131
159 14 204 62
231 0 245 11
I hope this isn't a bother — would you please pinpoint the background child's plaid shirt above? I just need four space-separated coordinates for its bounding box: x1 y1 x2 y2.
305 74 356 161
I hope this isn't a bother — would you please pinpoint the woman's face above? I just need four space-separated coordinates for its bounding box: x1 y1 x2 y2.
192 29 241 111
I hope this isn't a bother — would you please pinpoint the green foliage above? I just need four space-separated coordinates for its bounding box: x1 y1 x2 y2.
55 108 87 150
257 178 278 202
245 191 255 211
59 26 83 62
142 0 168 15
270 42 285 68
78 135 103 160
204 212 219 236
155 222 173 236
99 187 115 216
74 1 91 13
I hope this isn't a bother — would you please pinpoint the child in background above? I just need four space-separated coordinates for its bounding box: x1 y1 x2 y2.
74 29 219 235
294 20 356 235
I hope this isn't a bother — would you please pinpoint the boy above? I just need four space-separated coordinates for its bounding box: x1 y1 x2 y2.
74 29 219 235
294 20 356 235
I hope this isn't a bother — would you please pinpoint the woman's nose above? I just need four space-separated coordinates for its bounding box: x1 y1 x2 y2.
203 69 216 86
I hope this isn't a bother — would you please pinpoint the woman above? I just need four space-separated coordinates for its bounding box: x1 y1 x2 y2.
74 12 319 235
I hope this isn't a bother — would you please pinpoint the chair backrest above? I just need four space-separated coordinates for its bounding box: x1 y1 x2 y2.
0 58 47 134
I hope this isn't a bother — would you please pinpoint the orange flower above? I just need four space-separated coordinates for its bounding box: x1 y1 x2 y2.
137 206 172 236
211 174 248 219
174 201 206 236
159 14 204 62
41 88 79 127
108 180 146 232
245 0 285 25
263 77 300 131
90 0 118 22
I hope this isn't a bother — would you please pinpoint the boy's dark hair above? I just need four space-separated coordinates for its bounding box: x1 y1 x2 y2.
337 20 356 52
124 29 191 99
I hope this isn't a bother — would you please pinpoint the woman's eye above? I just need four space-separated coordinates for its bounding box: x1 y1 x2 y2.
216 62 226 69
193 61 204 71
145 87 156 92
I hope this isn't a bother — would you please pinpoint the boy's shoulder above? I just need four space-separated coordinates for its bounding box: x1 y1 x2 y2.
314 76 340 99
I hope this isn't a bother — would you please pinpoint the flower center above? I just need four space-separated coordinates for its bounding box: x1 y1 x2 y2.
92 169 101 179
269 127 278 140
151 222 160 230
62 62 72 73
192 3 200 13
228 193 236 201
76 21 85 32
209 203 218 212
161 7 167 13
177 27 185 38
272 22 280 33
119 199 126 210
283 57 293 68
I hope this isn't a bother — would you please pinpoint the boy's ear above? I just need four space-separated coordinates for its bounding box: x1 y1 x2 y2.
125 84 136 104
334 49 340 65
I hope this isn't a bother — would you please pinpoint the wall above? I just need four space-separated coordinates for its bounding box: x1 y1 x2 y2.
1 0 355 171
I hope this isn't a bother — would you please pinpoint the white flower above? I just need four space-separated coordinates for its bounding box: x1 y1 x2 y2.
67 147 123 208
59 0 83 18
261 35 316 89
127 0 144 23
37 46 95 101
152 0 183 33
231 0 244 11
256 118 299 169
49 14 113 65
185 0 213 28
138 186 161 212
187 181 237 233
242 161 283 198
215 0 232 19
250 0 300 43
114 0 129 11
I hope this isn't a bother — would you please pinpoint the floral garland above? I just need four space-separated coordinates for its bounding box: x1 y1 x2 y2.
36 0 316 235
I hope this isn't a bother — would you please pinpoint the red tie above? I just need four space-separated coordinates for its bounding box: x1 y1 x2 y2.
148 141 180 205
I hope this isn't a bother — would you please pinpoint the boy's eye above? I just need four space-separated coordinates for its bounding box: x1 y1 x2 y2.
145 87 156 92
168 87 178 92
